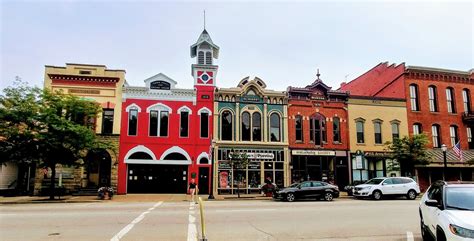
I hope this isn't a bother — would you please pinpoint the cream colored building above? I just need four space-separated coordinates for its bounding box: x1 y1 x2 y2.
347 97 409 181
36 63 126 194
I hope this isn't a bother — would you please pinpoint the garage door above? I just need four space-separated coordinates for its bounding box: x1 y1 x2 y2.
127 164 188 193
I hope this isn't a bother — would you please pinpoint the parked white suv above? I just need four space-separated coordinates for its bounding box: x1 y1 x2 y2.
353 177 420 200
419 181 474 241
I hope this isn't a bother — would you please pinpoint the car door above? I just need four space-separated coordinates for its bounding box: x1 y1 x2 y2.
423 185 442 235
297 181 313 198
381 178 396 195
311 181 324 198
392 178 405 194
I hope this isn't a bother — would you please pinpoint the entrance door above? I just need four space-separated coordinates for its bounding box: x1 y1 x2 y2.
127 164 188 193
99 152 111 187
198 167 209 194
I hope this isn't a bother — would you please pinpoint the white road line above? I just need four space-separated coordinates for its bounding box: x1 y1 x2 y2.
110 201 163 241
215 208 276 212
406 231 414 241
187 202 198 241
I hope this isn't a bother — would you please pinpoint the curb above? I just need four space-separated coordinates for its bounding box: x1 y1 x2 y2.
0 200 102 205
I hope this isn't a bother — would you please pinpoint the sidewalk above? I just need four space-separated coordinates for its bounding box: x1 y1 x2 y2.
1 192 353 204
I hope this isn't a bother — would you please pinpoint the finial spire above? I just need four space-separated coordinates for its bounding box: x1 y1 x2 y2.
204 10 206 30
316 69 320 79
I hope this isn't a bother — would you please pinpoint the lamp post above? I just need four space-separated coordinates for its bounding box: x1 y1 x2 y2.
207 141 215 200
441 144 447 181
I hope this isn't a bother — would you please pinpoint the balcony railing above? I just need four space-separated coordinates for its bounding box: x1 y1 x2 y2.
462 111 474 123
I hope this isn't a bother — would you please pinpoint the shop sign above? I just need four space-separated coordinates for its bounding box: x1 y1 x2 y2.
291 150 336 156
228 152 274 160
364 151 391 157
354 150 365 170
247 153 274 160
241 96 261 103
218 161 231 169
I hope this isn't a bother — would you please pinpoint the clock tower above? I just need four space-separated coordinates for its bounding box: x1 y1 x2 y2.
190 29 219 87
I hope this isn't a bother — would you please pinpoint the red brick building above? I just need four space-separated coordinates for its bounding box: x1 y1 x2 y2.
117 29 218 194
405 66 474 190
287 72 350 189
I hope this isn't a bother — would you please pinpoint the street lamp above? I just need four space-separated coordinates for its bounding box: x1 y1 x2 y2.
441 144 447 181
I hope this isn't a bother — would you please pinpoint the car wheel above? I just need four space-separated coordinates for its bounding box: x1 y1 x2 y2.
286 193 295 202
324 192 334 201
407 190 417 200
436 227 446 241
372 190 382 200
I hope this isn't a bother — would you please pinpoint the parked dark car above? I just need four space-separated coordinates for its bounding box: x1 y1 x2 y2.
273 181 339 202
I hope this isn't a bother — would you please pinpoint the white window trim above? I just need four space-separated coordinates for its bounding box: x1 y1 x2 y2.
146 103 172 114
149 110 169 137
196 152 210 164
125 103 142 113
198 107 212 115
200 112 210 139
128 109 139 136
159 146 192 161
179 110 190 138
124 145 157 160
178 106 193 115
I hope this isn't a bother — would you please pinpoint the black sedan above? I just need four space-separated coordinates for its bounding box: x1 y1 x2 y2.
273 181 340 202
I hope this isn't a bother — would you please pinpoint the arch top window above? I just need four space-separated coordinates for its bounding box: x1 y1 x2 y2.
431 124 441 148
309 114 327 146
373 121 382 144
463 89 471 113
428 86 438 112
413 123 422 135
333 117 341 143
295 115 303 142
409 84 419 111
269 113 281 142
221 110 233 141
355 118 365 144
241 111 262 142
446 87 456 113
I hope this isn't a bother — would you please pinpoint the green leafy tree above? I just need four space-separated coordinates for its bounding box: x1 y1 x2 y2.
229 150 249 198
0 81 115 199
385 134 431 177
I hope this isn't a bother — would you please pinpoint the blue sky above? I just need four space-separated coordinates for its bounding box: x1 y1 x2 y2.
0 1 472 91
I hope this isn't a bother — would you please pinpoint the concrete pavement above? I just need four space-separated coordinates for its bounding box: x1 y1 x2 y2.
0 192 353 204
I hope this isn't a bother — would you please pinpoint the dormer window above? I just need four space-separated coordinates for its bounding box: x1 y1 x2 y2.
205 52 212 64
198 51 205 64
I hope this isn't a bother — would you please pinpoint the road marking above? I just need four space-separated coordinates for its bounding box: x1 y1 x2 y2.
406 231 414 241
187 202 198 241
110 201 163 241
215 208 276 213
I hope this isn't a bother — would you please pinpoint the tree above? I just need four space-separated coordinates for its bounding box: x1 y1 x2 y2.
385 134 431 177
0 81 115 199
229 150 249 198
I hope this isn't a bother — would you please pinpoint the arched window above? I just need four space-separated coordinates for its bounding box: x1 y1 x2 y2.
431 124 441 148
242 112 251 141
333 117 341 143
198 51 204 64
413 123 422 135
252 112 262 141
295 115 303 141
128 152 153 160
128 108 138 136
428 86 438 112
409 84 419 111
450 125 459 146
446 87 456 113
463 89 471 113
205 52 212 64
270 113 281 142
180 110 189 138
221 111 233 141
310 114 326 146
391 122 400 141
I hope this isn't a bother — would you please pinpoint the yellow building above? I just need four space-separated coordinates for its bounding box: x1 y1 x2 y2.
37 63 126 194
347 97 409 181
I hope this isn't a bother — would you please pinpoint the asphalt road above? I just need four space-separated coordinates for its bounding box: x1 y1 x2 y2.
0 198 422 241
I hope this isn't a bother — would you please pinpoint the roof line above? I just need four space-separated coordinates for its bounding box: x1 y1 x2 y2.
338 62 387 90
372 72 405 97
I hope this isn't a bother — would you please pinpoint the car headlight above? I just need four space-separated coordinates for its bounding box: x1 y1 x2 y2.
362 186 372 190
449 224 474 238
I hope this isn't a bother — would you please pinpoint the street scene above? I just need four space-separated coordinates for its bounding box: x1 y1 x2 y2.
1 196 422 241
1 1 473 241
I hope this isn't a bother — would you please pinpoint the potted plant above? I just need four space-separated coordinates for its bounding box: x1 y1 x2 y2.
98 186 114 200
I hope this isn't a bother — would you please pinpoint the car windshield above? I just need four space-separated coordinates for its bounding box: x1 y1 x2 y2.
446 187 474 211
364 178 384 185
288 183 300 188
